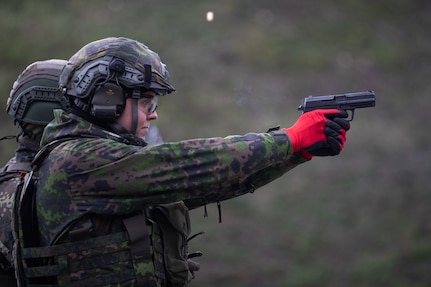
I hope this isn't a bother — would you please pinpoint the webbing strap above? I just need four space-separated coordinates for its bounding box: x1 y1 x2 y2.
123 214 151 257
21 232 127 259
1 162 31 173
21 232 132 286
123 214 158 287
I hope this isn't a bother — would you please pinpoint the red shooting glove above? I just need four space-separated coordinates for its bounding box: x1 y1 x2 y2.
283 109 350 160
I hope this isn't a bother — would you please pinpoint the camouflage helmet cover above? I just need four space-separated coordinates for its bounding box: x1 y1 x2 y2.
59 37 176 99
7 59 71 126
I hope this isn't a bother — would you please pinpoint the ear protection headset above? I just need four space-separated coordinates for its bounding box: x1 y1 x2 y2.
89 58 126 119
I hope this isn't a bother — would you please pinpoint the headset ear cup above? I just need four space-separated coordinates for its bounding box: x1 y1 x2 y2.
90 83 125 119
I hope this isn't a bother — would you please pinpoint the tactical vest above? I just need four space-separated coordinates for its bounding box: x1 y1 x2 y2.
13 140 201 287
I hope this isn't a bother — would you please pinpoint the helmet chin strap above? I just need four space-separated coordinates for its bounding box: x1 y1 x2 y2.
130 64 152 138
108 88 144 140
130 89 140 137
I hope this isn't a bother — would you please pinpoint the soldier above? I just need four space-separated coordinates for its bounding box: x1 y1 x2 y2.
15 37 350 287
0 59 70 286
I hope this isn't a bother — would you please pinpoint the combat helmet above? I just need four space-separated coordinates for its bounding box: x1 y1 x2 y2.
6 59 71 139
59 37 175 121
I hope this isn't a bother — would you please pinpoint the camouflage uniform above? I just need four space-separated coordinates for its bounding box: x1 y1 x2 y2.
30 108 306 286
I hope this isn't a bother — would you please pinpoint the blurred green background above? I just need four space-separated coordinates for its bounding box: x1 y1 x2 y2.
1 1 430 286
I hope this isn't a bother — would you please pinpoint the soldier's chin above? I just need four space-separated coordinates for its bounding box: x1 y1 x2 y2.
138 134 146 141
137 129 148 140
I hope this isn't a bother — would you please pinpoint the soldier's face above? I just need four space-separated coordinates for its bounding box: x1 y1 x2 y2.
117 92 158 140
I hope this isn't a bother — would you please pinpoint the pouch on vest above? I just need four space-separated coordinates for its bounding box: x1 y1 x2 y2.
151 202 193 286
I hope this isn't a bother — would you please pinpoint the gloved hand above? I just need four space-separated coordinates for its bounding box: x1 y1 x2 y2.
282 109 350 160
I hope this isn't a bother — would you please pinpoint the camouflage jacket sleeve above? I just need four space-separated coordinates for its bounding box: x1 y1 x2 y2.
38 129 307 215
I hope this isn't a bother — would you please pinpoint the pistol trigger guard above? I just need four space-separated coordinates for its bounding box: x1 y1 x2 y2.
348 109 355 121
